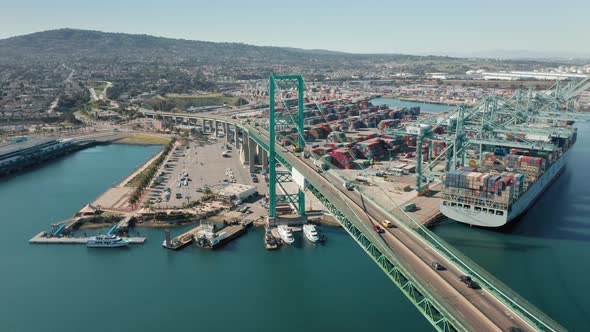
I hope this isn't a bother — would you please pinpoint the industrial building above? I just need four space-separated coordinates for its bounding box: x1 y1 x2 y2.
217 183 258 201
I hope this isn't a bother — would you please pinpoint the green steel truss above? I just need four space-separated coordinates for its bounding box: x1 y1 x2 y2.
269 74 306 217
305 183 463 332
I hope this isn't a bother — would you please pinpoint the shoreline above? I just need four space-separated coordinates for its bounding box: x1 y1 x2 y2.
112 133 171 146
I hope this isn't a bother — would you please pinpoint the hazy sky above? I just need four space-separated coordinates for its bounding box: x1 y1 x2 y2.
0 0 588 56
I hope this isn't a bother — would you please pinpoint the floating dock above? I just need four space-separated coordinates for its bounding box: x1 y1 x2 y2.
29 231 146 244
211 224 246 249
163 225 207 250
403 183 444 228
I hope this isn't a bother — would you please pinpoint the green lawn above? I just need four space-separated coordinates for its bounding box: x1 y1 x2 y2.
144 93 248 110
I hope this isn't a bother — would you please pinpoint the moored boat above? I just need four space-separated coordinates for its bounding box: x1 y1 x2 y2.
277 225 295 245
86 234 129 248
303 224 320 243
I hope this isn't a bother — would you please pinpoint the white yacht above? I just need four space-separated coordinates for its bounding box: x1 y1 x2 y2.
303 224 320 243
277 225 295 245
86 234 129 248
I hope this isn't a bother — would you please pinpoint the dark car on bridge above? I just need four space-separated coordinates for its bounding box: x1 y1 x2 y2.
459 275 472 283
467 280 481 289
431 262 446 270
508 327 523 332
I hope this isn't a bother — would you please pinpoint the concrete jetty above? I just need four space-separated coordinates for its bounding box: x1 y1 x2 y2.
29 231 146 245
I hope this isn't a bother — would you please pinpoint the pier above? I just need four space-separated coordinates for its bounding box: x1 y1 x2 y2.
403 183 444 228
195 224 247 249
116 216 133 233
163 224 207 250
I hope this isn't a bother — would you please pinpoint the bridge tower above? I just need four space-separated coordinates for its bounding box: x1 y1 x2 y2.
268 74 306 219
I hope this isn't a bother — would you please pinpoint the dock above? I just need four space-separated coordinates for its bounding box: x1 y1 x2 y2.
116 216 133 232
163 224 207 250
29 231 146 244
210 224 246 249
403 183 444 227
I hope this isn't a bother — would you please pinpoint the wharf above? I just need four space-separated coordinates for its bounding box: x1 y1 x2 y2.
63 217 83 231
116 216 133 232
393 183 444 228
29 231 146 244
210 224 246 249
163 225 207 250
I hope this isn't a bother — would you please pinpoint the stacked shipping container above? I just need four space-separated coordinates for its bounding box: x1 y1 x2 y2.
443 169 526 205
329 148 356 169
355 138 385 160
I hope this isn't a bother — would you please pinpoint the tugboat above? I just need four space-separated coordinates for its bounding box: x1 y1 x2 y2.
264 229 279 250
86 234 129 248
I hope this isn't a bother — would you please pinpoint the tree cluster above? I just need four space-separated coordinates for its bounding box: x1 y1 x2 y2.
129 138 176 207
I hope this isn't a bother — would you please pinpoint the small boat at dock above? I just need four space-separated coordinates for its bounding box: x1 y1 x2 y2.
86 234 129 248
264 229 279 250
303 224 320 243
277 225 295 245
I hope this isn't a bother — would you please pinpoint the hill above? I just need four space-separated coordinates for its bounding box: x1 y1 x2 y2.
0 28 417 65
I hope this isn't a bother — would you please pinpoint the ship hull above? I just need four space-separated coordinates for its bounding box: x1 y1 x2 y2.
440 150 569 227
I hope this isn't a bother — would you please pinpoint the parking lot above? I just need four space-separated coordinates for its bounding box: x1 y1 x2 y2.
147 137 269 209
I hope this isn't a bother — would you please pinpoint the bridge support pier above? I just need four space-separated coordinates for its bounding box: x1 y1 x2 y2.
248 137 257 173
261 150 268 172
224 123 230 143
234 126 240 148
241 132 249 166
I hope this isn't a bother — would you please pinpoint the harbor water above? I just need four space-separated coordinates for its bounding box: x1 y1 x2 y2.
370 97 454 113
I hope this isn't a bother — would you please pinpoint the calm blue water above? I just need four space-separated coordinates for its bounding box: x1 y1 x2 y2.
370 97 454 113
0 144 430 332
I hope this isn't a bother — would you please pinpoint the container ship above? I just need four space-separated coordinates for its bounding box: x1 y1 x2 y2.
440 126 577 227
